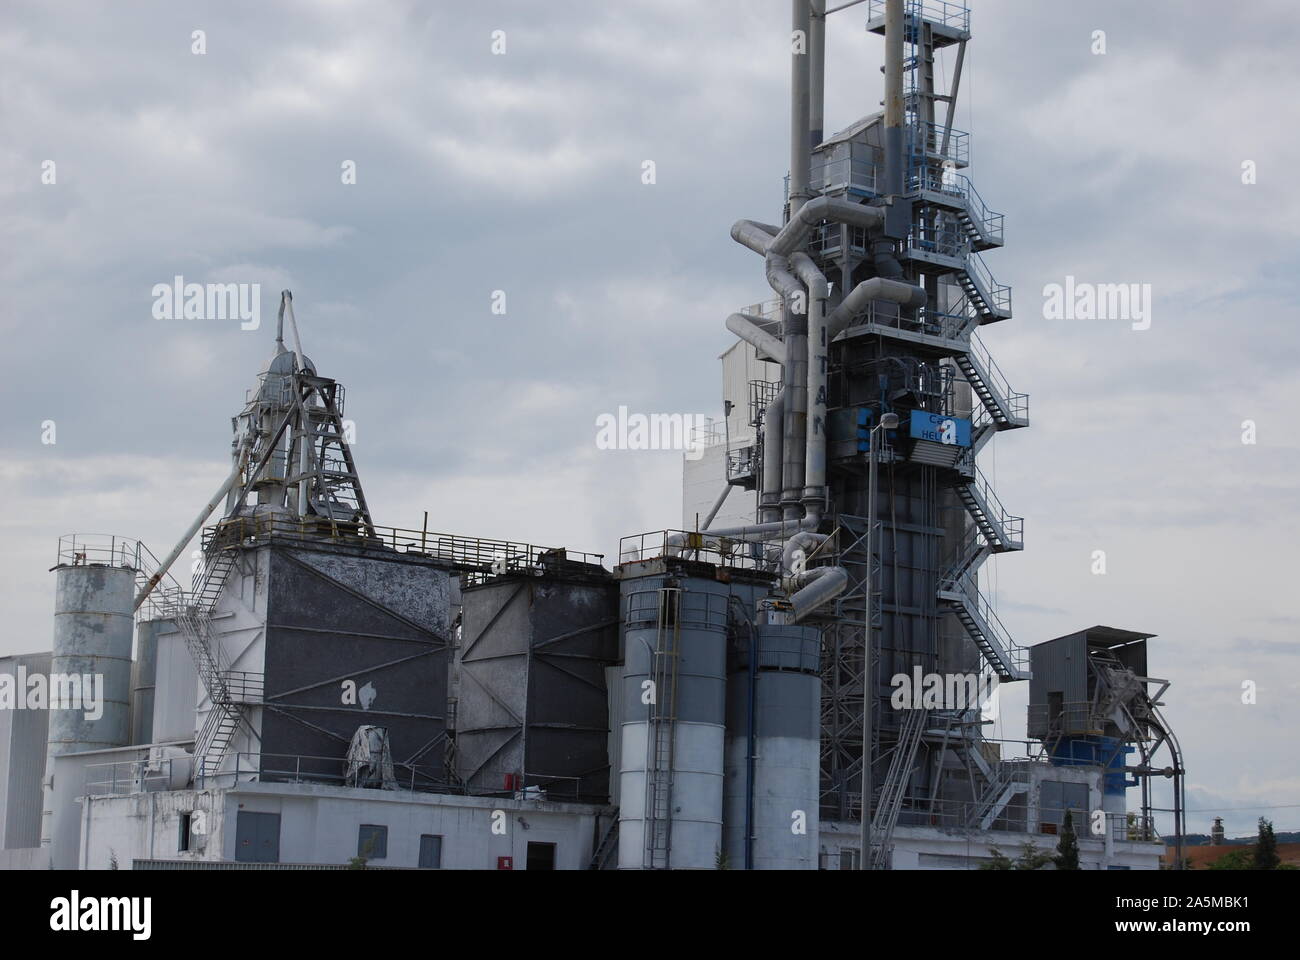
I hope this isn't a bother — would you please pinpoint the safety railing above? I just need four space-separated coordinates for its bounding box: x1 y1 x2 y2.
200 516 604 582
618 529 778 573
911 167 1004 246
965 251 1012 315
967 331 1028 421
869 0 971 31
910 120 970 168
961 464 1024 549
55 534 146 570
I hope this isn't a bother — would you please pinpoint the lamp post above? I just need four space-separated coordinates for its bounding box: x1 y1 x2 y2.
860 410 898 869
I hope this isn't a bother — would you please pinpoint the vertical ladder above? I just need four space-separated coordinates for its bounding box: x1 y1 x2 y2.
643 587 682 869
868 706 928 869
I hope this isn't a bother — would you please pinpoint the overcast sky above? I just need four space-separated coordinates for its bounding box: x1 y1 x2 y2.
2 0 1297 837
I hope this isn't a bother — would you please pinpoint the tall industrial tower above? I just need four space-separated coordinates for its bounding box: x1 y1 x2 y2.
716 0 1030 866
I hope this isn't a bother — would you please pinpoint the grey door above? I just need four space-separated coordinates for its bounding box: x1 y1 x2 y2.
235 811 281 863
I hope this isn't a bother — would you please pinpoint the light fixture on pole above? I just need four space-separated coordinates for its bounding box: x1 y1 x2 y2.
859 410 898 869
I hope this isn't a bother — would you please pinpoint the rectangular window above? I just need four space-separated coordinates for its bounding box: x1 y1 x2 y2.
178 813 192 852
526 841 556 870
358 824 388 860
419 834 443 869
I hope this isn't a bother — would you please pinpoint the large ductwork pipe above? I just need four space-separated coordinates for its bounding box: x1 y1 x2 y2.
782 531 828 574
790 0 812 216
790 565 849 622
726 313 786 365
767 196 886 259
760 388 786 523
731 219 781 256
790 253 829 513
825 277 928 339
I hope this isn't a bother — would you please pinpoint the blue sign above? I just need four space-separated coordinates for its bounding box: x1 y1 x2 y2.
909 412 971 447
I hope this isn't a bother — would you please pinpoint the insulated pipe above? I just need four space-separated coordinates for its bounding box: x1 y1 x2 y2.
790 565 849 622
701 483 733 531
791 253 829 513
790 0 812 216
809 0 826 148
766 196 886 259
665 516 817 555
731 219 781 256
726 313 786 365
825 277 928 339
779 296 808 518
759 389 786 523
883 0 905 198
782 531 828 574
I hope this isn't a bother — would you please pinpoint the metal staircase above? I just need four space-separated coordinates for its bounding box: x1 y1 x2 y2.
967 763 1028 830
177 546 253 783
643 587 682 869
953 465 1022 553
956 252 1012 323
867 707 928 869
589 818 620 870
956 332 1028 430
937 575 1028 682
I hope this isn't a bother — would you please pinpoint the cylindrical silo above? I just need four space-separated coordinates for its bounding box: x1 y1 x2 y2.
42 550 136 846
724 621 821 869
131 617 167 745
618 576 729 869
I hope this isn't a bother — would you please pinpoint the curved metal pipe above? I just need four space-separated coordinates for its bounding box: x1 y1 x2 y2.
726 313 785 365
826 277 928 339
782 530 828 574
665 516 818 556
790 565 848 622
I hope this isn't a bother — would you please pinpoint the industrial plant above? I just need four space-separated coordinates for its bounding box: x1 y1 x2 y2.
0 0 1185 870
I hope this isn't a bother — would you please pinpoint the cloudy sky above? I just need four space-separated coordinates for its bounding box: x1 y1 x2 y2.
2 0 1297 837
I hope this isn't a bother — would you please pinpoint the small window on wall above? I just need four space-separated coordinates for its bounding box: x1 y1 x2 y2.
178 813 193 852
358 824 388 860
419 835 443 869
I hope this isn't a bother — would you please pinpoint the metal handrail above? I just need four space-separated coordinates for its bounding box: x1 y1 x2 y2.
968 331 1027 419
965 251 1012 313
869 0 971 31
200 516 604 579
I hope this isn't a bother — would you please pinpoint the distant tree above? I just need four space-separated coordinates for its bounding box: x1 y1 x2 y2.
1206 847 1253 871
1254 817 1281 871
1054 811 1080 870
1016 840 1054 871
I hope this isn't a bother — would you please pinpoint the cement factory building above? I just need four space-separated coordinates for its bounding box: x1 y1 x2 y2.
0 0 1183 871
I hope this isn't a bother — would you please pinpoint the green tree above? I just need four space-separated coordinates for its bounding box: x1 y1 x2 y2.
1016 840 1054 871
1206 847 1252 870
980 847 1014 870
1254 817 1281 870
1054 811 1080 870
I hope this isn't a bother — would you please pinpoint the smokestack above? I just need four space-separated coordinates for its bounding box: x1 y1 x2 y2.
789 0 812 217
883 0 904 199
809 1 825 148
